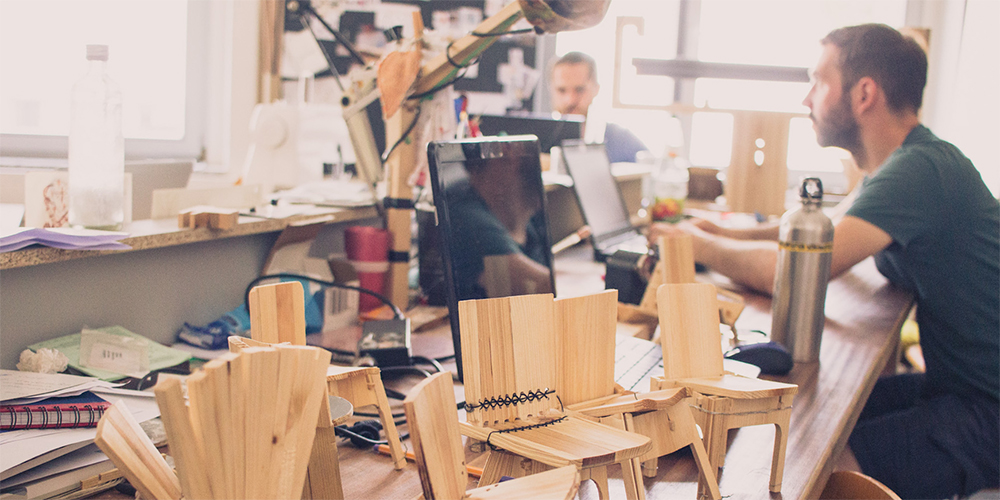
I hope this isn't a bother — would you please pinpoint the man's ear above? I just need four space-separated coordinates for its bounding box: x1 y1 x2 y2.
852 76 879 114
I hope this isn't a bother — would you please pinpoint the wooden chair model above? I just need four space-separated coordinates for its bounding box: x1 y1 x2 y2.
96 344 331 500
819 471 901 500
404 371 580 500
457 293 652 500
618 234 745 340
650 283 798 493
559 291 720 500
245 280 408 475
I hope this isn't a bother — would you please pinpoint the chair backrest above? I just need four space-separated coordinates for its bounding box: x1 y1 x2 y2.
459 293 559 426
403 372 468 500
657 282 725 380
248 281 307 345
820 471 901 500
657 234 696 284
554 290 618 406
155 345 331 500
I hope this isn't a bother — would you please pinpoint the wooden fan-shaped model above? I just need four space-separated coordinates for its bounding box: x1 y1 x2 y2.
651 282 798 493
95 343 332 500
404 371 580 500
457 293 651 500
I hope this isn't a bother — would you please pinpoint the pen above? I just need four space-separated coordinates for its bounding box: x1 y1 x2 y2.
373 444 483 478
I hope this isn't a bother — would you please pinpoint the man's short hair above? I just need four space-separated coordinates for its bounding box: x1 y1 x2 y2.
552 51 598 82
822 24 928 113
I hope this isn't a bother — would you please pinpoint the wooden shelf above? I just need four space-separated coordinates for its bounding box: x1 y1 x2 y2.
1 206 379 270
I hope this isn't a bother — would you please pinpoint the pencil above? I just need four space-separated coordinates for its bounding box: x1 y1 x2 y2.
373 444 483 477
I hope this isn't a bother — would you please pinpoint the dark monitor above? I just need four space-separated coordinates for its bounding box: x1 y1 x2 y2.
426 135 556 381
475 113 584 153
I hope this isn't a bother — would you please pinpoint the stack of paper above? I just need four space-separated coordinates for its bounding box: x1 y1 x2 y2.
0 371 161 500
0 228 130 253
271 179 375 207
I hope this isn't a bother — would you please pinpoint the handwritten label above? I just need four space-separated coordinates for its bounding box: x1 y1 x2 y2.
79 329 149 376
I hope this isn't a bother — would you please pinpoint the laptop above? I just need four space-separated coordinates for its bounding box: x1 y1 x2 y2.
560 140 649 261
475 113 584 153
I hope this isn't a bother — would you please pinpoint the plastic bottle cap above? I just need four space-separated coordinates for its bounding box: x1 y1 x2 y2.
86 45 108 61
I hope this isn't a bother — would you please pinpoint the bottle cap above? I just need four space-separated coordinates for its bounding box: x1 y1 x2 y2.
800 177 824 204
86 44 108 61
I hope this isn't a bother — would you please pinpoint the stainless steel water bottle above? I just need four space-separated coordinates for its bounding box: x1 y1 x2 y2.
770 177 834 363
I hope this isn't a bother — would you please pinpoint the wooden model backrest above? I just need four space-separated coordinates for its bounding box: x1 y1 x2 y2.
403 372 468 500
554 290 618 406
459 294 558 426
637 234 696 312
249 281 307 345
658 234 696 284
657 282 725 381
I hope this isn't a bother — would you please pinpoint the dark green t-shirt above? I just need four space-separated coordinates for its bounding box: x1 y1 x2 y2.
847 125 999 401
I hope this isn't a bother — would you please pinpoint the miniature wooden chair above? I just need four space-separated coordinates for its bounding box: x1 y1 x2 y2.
457 293 652 500
617 234 745 339
246 281 408 473
650 283 798 493
404 371 580 500
139 344 331 500
558 290 720 500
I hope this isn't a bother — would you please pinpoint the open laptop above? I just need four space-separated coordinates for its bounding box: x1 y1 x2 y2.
475 113 584 153
560 140 648 261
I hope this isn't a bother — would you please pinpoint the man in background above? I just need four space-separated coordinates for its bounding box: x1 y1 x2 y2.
550 51 648 163
650 24 998 498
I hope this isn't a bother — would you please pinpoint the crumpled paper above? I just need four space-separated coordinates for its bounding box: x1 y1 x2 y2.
17 348 69 374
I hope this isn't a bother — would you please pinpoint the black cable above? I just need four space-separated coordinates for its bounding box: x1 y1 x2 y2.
377 365 433 382
434 354 456 363
381 105 423 163
244 273 405 319
407 66 470 101
410 355 445 374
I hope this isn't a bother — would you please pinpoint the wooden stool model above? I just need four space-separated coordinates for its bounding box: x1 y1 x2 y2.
245 281 408 473
404 371 580 500
651 283 798 493
457 293 652 500
559 291 721 500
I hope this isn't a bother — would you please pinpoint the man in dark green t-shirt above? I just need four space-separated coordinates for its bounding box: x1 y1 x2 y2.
649 24 998 497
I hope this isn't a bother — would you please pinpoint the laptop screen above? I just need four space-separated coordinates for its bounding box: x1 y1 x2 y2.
560 141 635 242
427 135 556 380
475 113 584 153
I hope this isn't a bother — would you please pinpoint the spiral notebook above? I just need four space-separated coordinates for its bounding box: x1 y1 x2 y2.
0 392 110 431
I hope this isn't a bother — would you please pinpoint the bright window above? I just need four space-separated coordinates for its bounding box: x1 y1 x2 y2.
0 0 205 158
555 0 907 186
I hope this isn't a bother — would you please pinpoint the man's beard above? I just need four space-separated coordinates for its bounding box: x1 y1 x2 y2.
813 93 861 155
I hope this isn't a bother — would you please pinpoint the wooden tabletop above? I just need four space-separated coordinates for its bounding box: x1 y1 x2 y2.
331 245 914 500
91 243 913 500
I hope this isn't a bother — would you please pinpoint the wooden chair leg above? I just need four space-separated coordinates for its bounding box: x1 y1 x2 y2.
640 458 658 478
700 398 729 475
690 435 721 500
368 371 407 470
302 426 345 500
769 410 791 493
581 466 611 500
619 414 646 500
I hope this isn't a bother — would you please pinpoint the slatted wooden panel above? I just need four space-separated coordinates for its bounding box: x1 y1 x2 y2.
154 345 331 500
459 294 558 426
657 283 725 380
248 281 306 345
554 290 618 406
403 372 468 500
